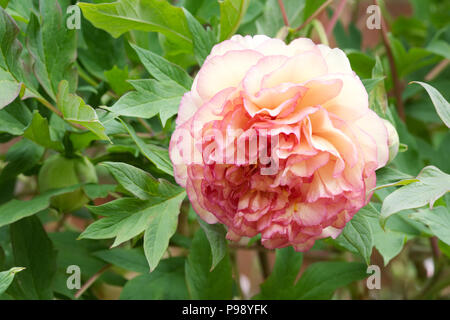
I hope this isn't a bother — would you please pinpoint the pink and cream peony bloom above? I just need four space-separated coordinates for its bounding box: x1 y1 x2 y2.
169 35 389 251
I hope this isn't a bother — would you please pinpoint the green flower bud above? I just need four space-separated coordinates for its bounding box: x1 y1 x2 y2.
382 119 399 164
38 154 98 212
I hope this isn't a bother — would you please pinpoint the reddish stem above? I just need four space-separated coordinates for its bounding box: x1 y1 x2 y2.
277 0 290 26
326 0 347 37
375 0 406 120
296 0 333 32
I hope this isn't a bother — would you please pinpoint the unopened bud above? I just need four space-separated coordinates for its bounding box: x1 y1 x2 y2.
382 119 399 163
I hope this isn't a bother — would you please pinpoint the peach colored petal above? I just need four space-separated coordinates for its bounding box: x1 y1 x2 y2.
196 49 263 101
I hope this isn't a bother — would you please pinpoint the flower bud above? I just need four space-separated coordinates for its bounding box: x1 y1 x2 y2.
38 154 98 212
382 119 399 163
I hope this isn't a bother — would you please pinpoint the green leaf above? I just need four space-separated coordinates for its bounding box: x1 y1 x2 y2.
294 262 367 299
0 138 44 184
104 66 133 96
185 228 233 299
362 204 406 266
56 80 110 141
94 248 149 273
335 209 373 264
219 0 250 41
82 184 117 200
347 51 376 79
101 162 159 200
303 0 325 21
24 111 64 151
0 185 80 228
80 182 185 249
0 100 32 135
120 257 188 300
373 178 419 192
381 166 450 225
255 0 305 37
368 57 388 116
0 267 25 296
197 217 227 271
121 120 174 176
143 190 186 271
409 206 450 246
131 44 193 90
362 77 385 93
78 18 127 81
8 216 57 299
375 166 415 187
426 39 450 60
0 7 37 109
109 79 185 126
78 0 192 52
257 247 303 299
26 0 77 100
410 81 450 128
183 8 216 65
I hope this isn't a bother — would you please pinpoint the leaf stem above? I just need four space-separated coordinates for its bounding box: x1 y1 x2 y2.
425 59 449 81
77 62 99 88
296 0 333 32
35 96 85 131
326 0 346 37
277 0 290 26
374 0 406 121
74 264 111 299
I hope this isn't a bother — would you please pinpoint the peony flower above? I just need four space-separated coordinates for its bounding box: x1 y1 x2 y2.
169 35 389 251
